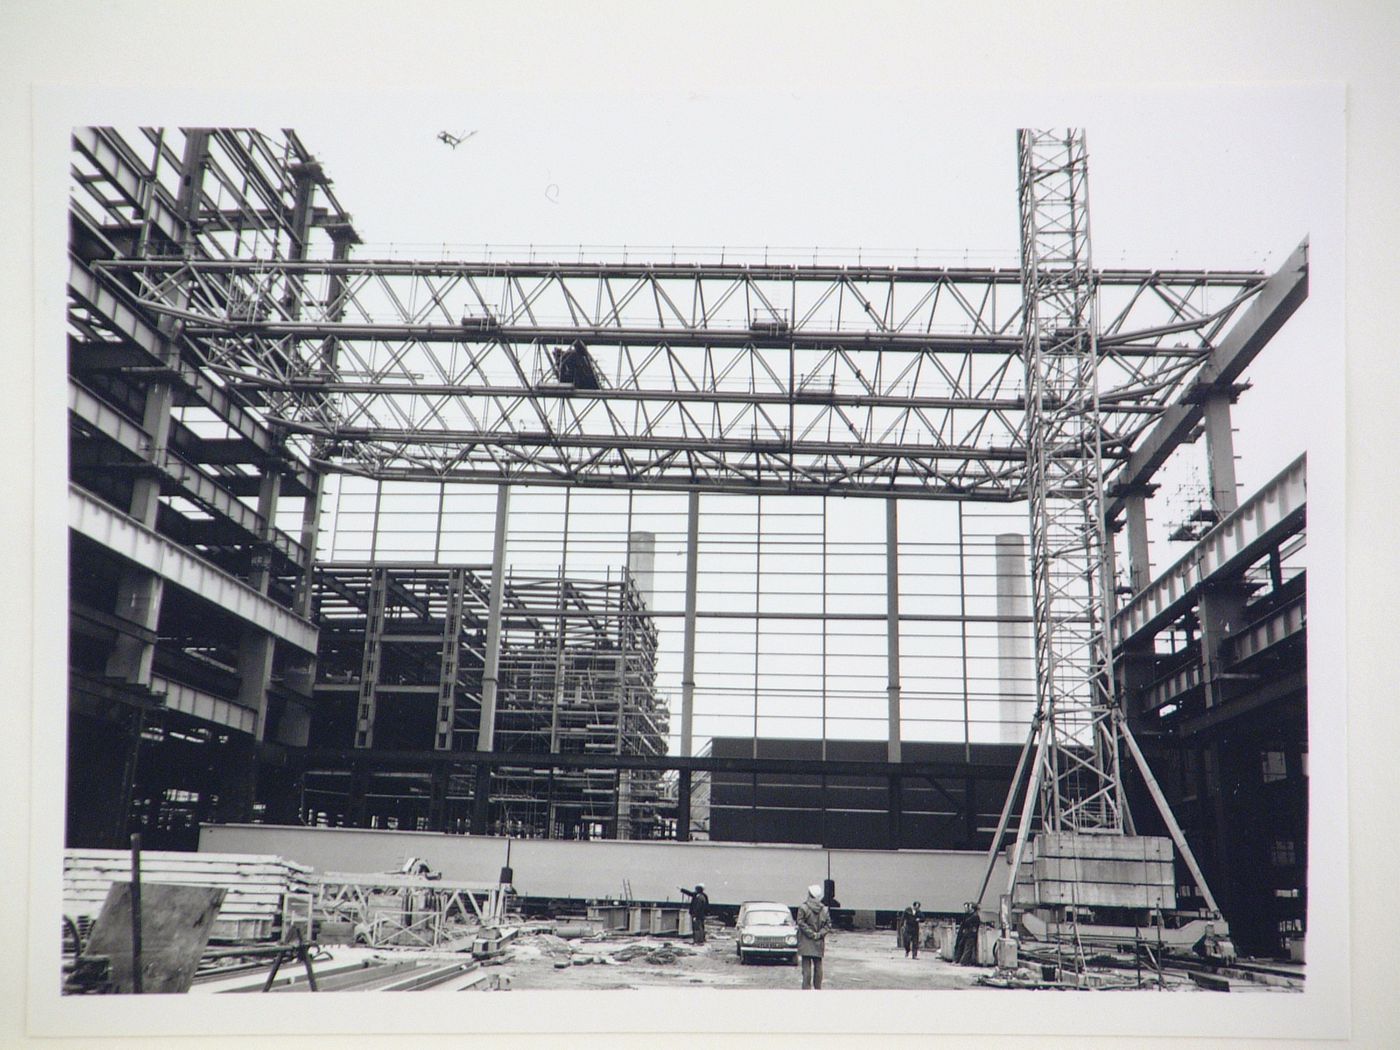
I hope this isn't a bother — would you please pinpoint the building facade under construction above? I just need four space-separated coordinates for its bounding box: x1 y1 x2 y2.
303 562 667 840
62 125 1311 967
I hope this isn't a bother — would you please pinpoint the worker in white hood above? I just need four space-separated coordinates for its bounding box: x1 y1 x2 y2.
795 883 832 989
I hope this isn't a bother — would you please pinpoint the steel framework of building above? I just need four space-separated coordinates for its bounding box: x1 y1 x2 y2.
306 562 666 838
64 123 1309 938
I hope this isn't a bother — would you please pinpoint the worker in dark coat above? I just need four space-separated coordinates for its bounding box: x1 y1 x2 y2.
679 883 709 944
795 883 833 989
899 901 923 958
954 902 981 965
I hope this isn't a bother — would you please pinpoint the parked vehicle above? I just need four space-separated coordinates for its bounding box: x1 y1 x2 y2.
735 901 799 965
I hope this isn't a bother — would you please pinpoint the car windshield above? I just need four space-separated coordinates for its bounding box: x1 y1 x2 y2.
745 908 793 926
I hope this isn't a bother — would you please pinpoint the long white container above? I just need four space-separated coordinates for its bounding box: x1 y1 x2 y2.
201 824 989 914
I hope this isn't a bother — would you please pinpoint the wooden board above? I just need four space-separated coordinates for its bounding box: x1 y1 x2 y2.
83 882 226 994
63 849 311 937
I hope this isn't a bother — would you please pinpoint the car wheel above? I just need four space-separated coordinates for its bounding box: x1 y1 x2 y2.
738 951 748 965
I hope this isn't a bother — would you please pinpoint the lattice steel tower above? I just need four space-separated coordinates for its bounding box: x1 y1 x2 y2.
1018 128 1124 836
980 130 1226 956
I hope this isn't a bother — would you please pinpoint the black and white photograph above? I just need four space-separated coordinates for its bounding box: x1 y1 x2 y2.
5 5 1397 1048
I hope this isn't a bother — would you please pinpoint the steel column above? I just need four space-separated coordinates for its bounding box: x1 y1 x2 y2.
1125 491 1153 594
677 768 692 843
103 130 209 687
885 497 902 763
434 568 467 750
1204 392 1240 516
680 490 699 758
353 568 387 749
241 470 281 744
476 484 511 752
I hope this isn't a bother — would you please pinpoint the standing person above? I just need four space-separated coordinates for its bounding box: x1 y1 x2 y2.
679 883 709 944
795 883 832 989
954 902 981 965
899 901 923 958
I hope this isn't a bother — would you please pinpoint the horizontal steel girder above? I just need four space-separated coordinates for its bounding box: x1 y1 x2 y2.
299 747 1021 780
68 255 319 496
69 484 319 654
69 380 307 567
1112 454 1306 647
151 674 257 735
79 195 1302 499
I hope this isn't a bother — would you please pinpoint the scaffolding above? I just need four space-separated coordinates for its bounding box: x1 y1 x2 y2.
306 563 667 839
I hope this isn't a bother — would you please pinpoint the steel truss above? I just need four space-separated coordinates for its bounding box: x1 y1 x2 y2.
87 233 1266 497
1017 128 1124 834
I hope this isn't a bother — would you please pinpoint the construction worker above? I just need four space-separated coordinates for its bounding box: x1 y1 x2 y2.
679 883 709 944
954 902 981 965
899 901 923 958
795 883 833 989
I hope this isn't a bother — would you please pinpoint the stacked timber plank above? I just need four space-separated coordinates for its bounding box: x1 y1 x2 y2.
63 850 313 942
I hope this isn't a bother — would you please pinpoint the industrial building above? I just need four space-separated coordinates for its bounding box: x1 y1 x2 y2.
62 124 1310 988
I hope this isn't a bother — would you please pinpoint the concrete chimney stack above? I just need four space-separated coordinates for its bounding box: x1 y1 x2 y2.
995 533 1033 744
627 531 656 611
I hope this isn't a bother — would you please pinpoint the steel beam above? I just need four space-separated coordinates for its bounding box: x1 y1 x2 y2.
303 748 1021 780
69 381 306 567
1112 455 1306 646
1230 592 1306 665
69 484 318 653
281 422 1038 464
1105 241 1308 523
97 256 1267 286
67 256 316 495
150 676 256 735
72 127 183 246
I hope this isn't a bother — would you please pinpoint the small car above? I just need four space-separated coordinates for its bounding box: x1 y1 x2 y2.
734 900 799 965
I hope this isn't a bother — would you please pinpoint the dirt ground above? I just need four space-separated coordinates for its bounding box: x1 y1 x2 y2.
498 923 990 991
187 924 1298 994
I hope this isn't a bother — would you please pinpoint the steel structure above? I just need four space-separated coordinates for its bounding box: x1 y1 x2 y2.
65 121 1309 951
67 127 355 848
94 256 1272 500
1015 128 1123 835
977 132 1225 962
306 563 666 839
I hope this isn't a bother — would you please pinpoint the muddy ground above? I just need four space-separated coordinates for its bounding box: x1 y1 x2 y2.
498 923 989 991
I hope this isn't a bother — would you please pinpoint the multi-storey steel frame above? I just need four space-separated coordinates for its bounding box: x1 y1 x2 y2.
307 563 666 838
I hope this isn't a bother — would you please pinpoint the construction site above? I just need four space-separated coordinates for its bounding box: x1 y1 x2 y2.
61 123 1310 997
